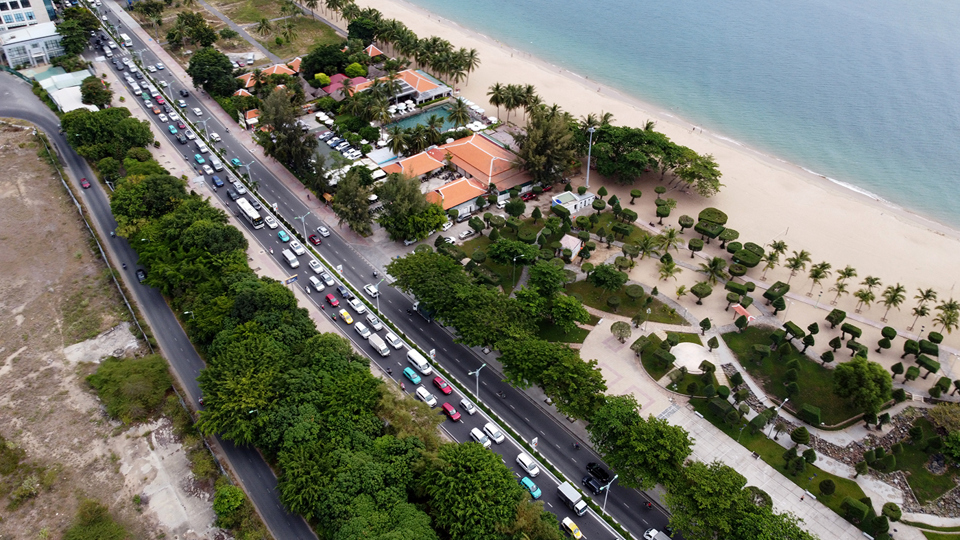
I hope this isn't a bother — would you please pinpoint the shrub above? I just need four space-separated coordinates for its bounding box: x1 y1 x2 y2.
763 281 790 303
731 248 762 268
213 484 246 528
698 207 728 225
743 242 764 256
840 322 862 339
314 72 331 86
800 404 821 426
928 332 944 344
803 448 817 464
686 381 700 394
716 385 730 400
826 309 847 328
918 355 941 378
881 502 902 521
783 321 805 339
819 478 836 495
919 339 940 356
892 388 907 402
725 281 748 296
872 515 890 535
344 62 367 77
901 339 920 358
551 205 570 219
709 397 734 417
694 219 724 240
728 264 747 277
517 227 537 244
842 497 870 522
930 385 942 398
607 296 621 312
791 426 810 446
86 356 172 424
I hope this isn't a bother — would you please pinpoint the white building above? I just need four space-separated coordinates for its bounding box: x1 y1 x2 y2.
0 21 63 68
551 190 596 216
0 0 53 33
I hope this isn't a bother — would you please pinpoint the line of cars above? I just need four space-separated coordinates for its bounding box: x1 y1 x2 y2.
319 131 362 161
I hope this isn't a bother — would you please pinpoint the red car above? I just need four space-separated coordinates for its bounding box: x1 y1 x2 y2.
325 293 339 307
80 177 91 189
541 184 552 192
155 96 165 104
177 120 186 129
433 376 452 395
442 402 461 421
521 193 536 202
308 234 321 246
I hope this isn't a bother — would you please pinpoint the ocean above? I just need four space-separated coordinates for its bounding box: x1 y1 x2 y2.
401 0 960 228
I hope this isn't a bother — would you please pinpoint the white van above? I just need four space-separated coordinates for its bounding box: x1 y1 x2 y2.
196 141 209 153
246 53 255 65
407 350 432 375
368 334 390 357
470 427 491 449
308 276 324 291
211 157 223 171
281 249 299 268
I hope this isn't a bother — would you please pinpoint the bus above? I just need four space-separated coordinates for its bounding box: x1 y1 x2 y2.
236 198 264 229
119 33 132 47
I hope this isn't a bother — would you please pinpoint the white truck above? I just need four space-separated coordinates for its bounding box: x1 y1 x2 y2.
643 529 670 540
368 333 390 357
557 481 587 516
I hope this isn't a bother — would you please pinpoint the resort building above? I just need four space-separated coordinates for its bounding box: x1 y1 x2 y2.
426 134 530 197
426 177 488 216
364 44 383 58
381 152 445 180
322 73 368 100
353 69 451 105
0 20 61 67
0 0 52 33
551 191 596 216
236 62 297 88
286 56 302 73
237 108 259 130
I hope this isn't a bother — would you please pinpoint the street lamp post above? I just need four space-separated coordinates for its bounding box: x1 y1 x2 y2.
585 126 596 188
295 211 311 242
601 474 618 514
374 277 384 313
767 398 790 437
468 363 486 402
512 256 518 285
183 311 194 320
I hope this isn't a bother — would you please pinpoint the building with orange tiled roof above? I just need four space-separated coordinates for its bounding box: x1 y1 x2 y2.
430 177 488 213
381 152 446 178
237 63 298 88
426 134 530 195
233 88 253 97
286 57 302 73
237 108 260 129
364 44 383 58
353 69 451 104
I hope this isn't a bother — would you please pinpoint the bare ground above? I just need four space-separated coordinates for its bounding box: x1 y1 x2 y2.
0 120 219 539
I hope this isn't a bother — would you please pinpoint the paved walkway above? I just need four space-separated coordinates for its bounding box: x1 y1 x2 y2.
194 0 281 64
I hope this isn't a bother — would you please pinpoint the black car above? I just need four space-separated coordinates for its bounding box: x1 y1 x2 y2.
337 285 353 299
226 187 239 200
163 104 172 113
176 133 187 145
251 198 262 210
587 462 611 484
581 475 603 496
136 269 147 283
179 89 190 97
134 71 143 80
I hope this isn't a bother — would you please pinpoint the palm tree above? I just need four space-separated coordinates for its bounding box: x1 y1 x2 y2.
853 288 876 312
783 250 811 284
910 287 938 330
836 265 857 285
425 114 444 144
256 18 272 36
768 240 788 259
464 48 481 85
657 227 683 253
448 98 471 128
659 260 681 281
386 125 408 156
830 279 849 304
935 298 960 333
880 283 906 322
636 235 661 260
699 256 729 285
408 125 429 154
760 252 779 281
304 0 318 19
807 261 831 295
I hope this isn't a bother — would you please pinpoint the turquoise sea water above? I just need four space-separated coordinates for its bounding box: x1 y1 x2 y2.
403 0 960 228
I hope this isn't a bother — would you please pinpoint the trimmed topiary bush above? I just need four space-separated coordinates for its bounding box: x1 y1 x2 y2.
882 502 902 522
698 207 728 225
842 497 870 522
928 332 944 344
919 339 940 357
731 248 762 268
728 264 747 277
826 308 846 328
518 228 537 244
819 478 836 496
840 322 863 339
694 219 725 241
725 241 742 254
800 404 821 426
763 281 790 303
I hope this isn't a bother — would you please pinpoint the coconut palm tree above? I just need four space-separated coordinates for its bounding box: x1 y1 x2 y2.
830 279 849 304
340 2 361 22
935 298 960 333
760 252 779 281
407 125 429 154
657 227 683 253
807 261 831 295
836 265 857 285
636 235 661 260
463 48 481 85
878 283 906 322
783 250 811 284
448 98 471 128
854 288 876 312
767 240 788 259
303 0 318 19
386 125 408 156
699 256 729 285
659 259 681 281
425 114 445 144
256 18 272 36
910 288 938 330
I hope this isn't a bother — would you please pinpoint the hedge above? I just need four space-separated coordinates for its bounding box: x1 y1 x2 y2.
732 248 762 268
725 241 742 254
725 281 749 296
763 281 790 302
800 404 821 426
917 355 940 376
842 497 870 522
826 309 846 328
783 321 805 339
728 264 747 277
694 220 725 240
652 348 676 368
709 397 734 418
698 207 728 225
551 205 570 218
840 323 863 339
928 332 944 344
743 242 764 257
518 228 537 244
919 339 939 357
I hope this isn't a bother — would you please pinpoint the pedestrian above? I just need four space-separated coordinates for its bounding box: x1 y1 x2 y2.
800 495 805 501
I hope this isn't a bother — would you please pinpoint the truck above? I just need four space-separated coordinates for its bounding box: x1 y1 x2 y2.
368 333 390 357
119 33 132 47
643 529 670 540
557 481 587 516
411 301 435 323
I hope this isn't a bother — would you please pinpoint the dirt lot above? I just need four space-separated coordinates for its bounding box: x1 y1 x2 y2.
0 120 218 539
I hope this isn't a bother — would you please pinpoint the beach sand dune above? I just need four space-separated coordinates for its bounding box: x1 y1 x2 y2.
350 0 960 350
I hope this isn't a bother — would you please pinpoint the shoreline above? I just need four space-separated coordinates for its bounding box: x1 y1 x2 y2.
369 0 960 245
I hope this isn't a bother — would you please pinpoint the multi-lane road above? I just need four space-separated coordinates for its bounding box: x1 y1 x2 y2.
47 3 678 538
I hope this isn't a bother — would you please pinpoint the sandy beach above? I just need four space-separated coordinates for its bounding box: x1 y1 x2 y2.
340 0 960 351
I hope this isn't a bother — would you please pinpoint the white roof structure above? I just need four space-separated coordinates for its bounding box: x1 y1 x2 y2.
0 21 57 46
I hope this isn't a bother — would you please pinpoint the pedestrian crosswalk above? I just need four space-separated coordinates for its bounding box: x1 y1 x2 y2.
657 402 680 420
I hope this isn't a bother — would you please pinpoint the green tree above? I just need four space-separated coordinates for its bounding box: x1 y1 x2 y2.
56 19 88 56
504 198 526 218
698 256 729 285
588 264 627 293
376 173 445 240
86 356 172 424
880 283 907 321
550 294 589 334
790 426 810 447
611 321 632 343
514 105 579 184
666 460 749 540
691 282 713 305
212 484 246 528
528 260 566 299
783 249 811 284
256 89 319 178
80 76 112 108
331 167 373 235
732 506 817 540
187 47 238 97
833 355 893 414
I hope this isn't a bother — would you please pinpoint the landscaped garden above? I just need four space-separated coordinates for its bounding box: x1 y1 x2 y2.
567 280 684 324
722 326 863 425
633 332 702 381
892 416 959 505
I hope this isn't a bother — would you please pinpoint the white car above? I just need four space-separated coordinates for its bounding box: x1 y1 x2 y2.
460 398 478 416
319 271 335 287
202 164 213 175
316 225 330 237
185 130 196 140
168 112 180 121
363 284 379 298
459 229 476 240
158 113 168 122
385 331 403 349
470 427 491 448
347 297 366 314
264 215 278 229
365 314 383 331
193 107 203 116
289 240 306 256
440 221 452 231
483 422 505 444
108 41 117 49
355 321 371 339
232 181 246 194
147 65 156 73
516 453 540 477
177 99 187 108
210 132 221 142
159 80 168 88
415 386 437 407
156 62 165 70
309 260 322 274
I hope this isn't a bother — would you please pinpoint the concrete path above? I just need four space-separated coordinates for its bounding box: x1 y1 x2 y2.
194 0 282 64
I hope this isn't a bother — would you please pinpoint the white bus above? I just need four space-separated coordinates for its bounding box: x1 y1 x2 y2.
119 33 132 47
236 198 264 229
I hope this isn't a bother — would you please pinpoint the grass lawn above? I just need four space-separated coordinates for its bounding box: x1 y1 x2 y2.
722 327 862 425
460 236 524 294
924 533 960 540
536 320 590 343
636 332 701 381
894 418 958 504
258 18 342 57
585 212 651 245
690 398 871 533
213 0 284 24
666 371 719 395
566 280 685 325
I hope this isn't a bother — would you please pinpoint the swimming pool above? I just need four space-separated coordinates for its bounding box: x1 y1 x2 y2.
389 104 455 131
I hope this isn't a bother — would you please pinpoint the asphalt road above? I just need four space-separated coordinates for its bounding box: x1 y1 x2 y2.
78 3 676 538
